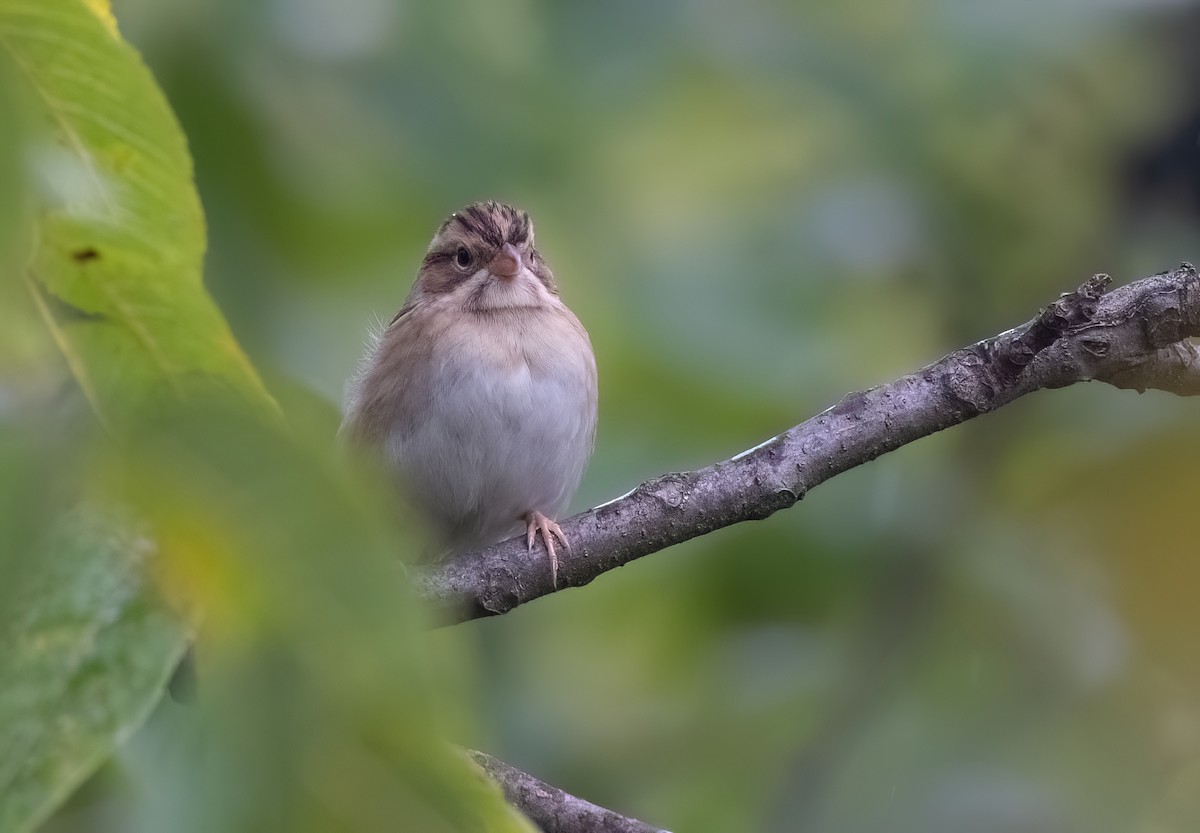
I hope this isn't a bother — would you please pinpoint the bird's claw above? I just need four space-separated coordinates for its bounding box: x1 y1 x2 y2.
525 511 570 588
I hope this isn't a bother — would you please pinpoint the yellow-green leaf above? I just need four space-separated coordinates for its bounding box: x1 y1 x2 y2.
0 0 270 426
0 54 33 328
80 0 115 36
0 7 537 832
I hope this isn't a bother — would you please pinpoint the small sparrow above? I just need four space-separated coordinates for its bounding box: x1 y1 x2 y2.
341 201 597 585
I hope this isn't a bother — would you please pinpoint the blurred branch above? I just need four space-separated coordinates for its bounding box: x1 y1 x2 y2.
469 750 670 833
416 263 1200 623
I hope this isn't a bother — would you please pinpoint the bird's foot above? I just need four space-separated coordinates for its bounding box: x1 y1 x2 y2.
525 510 570 588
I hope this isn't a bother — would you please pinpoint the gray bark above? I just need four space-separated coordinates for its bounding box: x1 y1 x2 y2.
469 751 670 833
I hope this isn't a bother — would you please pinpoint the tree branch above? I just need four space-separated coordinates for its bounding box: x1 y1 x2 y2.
469 750 670 833
415 263 1200 623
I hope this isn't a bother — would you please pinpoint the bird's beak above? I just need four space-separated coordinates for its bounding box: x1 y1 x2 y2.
488 243 522 281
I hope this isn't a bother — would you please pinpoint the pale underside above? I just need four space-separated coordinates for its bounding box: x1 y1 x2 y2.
343 288 598 556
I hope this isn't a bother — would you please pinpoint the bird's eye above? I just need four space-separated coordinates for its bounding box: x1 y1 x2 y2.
455 247 473 269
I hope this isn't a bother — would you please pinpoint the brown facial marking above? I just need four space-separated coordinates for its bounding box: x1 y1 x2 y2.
422 250 454 268
419 202 554 297
526 248 558 294
418 255 472 296
460 204 503 247
506 211 531 246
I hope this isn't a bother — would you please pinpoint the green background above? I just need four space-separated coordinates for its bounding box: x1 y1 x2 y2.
11 0 1200 831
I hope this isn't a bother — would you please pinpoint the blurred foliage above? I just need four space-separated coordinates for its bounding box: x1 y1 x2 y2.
0 2 533 832
96 402 535 833
0 506 186 833
2 0 1199 831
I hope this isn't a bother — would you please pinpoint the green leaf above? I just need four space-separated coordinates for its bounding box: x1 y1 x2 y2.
0 4 533 831
0 60 27 270
0 507 189 833
0 0 270 425
0 58 34 365
0 3 260 830
79 0 116 35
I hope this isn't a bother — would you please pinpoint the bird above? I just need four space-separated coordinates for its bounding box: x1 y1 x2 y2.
340 201 597 586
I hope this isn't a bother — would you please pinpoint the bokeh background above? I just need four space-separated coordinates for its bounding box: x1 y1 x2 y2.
30 0 1200 830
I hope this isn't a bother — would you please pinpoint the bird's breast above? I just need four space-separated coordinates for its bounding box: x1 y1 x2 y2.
427 307 595 439
344 301 597 551
439 306 591 379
